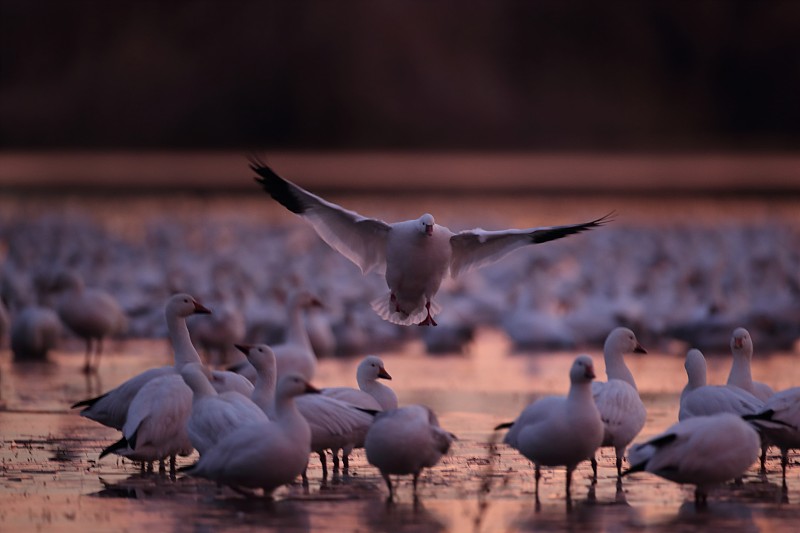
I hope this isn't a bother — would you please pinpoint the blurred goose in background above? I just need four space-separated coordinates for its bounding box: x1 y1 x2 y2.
365 404 455 500
181 362 268 455
625 413 760 505
188 296 246 365
251 159 611 326
230 289 322 383
50 270 128 373
591 327 647 479
679 348 764 421
182 373 317 497
495 355 604 503
240 343 374 482
71 293 210 430
10 306 61 362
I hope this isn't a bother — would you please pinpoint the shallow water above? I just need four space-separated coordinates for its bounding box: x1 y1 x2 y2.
2 330 800 532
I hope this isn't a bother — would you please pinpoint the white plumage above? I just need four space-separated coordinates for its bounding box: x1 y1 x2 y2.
365 404 455 500
251 160 610 326
626 413 760 504
591 327 647 478
497 354 604 501
184 373 317 496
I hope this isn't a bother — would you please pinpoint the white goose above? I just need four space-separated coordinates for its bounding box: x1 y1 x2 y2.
726 327 775 471
322 355 398 469
183 373 317 497
99 373 194 474
495 354 604 501
250 159 611 326
365 404 455 500
72 293 211 430
743 387 800 483
679 349 764 421
727 327 774 400
625 413 760 504
239 343 374 482
591 327 647 479
181 362 268 455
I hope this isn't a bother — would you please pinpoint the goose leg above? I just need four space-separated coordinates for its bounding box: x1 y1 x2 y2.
82 339 93 374
591 456 598 482
382 472 394 501
417 301 437 326
782 448 789 485
170 454 176 480
616 452 624 479
301 468 309 487
332 449 340 472
319 451 328 480
566 466 573 500
94 337 104 372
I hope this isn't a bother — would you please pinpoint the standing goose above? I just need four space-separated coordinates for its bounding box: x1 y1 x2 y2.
625 413 760 504
50 270 128 373
495 355 604 503
72 293 211 430
727 327 774 400
743 387 800 484
322 355 398 470
591 327 647 479
679 349 764 421
182 373 318 497
251 160 611 326
239 343 374 482
727 327 775 471
365 404 455 500
181 362 268 455
99 372 194 476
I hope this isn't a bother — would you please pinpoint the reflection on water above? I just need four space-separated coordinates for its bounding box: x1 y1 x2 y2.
3 337 800 531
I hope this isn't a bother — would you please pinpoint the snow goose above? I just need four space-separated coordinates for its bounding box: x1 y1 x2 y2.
591 327 647 479
495 354 604 502
71 293 210 430
727 327 775 471
625 413 760 504
230 290 321 383
727 327 774 400
743 387 800 484
99 372 194 475
181 362 268 455
323 355 398 411
679 349 764 421
322 355 397 469
50 270 128 373
182 373 318 497
10 306 61 361
250 159 611 326
238 343 374 482
365 404 455 500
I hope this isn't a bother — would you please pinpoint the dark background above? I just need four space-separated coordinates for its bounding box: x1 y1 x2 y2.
2 0 799 151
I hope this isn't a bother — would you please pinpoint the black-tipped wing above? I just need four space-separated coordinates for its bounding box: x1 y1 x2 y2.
250 158 392 275
448 212 614 277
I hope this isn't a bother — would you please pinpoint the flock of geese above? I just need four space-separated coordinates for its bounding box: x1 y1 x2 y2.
60 163 800 506
70 290 800 506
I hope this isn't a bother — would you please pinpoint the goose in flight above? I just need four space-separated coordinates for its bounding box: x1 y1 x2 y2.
250 159 612 326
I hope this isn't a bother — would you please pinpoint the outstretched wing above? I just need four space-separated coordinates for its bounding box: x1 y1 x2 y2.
448 212 614 277
250 157 392 275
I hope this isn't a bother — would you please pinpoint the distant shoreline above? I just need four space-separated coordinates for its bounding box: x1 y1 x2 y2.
2 151 800 195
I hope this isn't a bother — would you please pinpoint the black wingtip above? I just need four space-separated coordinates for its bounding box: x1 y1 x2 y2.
71 392 107 409
248 157 307 215
494 421 514 431
621 461 647 477
177 462 198 474
99 436 129 460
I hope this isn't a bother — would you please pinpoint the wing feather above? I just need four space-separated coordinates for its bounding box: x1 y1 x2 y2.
449 212 614 277
250 158 392 274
